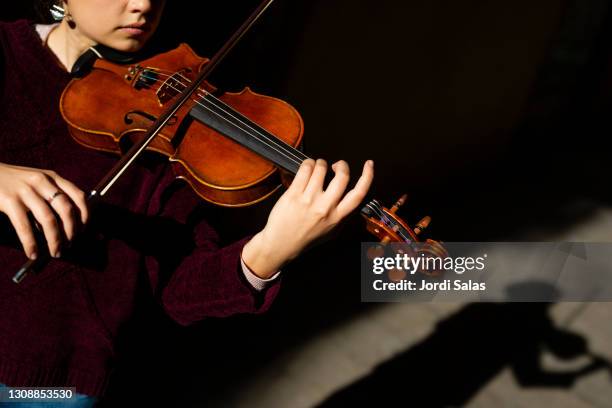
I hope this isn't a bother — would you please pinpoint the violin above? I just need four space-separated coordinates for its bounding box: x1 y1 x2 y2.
13 0 445 282
62 42 302 207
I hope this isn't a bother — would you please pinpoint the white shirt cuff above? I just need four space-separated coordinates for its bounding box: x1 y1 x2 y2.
241 257 281 291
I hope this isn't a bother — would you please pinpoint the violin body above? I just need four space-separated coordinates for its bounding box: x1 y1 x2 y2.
60 43 304 207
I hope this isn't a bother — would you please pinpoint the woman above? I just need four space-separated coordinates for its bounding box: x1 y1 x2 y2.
0 0 373 406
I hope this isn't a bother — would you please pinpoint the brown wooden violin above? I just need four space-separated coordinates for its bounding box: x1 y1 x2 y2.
13 0 445 282
61 42 302 207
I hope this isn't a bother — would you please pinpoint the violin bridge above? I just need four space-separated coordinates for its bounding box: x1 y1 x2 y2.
156 70 192 106
124 65 192 107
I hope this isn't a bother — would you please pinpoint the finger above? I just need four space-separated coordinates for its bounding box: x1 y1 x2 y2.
5 202 38 259
288 159 316 193
48 193 77 241
335 160 374 219
321 160 351 208
21 189 63 258
48 173 89 225
303 159 327 198
28 172 77 241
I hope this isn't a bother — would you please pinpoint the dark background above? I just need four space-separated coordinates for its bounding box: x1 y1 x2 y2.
3 0 612 406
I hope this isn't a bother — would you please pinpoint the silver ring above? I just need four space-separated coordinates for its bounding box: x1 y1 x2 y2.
47 190 64 203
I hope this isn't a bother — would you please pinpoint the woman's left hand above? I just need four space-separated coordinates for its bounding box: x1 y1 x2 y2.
242 159 374 279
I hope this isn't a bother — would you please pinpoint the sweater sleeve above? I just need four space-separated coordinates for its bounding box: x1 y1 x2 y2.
144 167 281 326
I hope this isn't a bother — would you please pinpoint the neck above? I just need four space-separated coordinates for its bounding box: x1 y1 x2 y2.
46 20 96 72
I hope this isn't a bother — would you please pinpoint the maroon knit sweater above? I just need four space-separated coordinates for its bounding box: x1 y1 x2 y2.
0 20 280 397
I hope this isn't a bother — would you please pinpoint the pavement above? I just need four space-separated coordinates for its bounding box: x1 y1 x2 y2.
196 206 612 408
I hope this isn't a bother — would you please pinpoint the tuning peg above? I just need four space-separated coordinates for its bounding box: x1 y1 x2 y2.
390 194 407 214
366 244 385 259
413 216 431 235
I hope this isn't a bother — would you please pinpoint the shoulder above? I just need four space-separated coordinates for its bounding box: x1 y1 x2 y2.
0 20 39 61
0 19 66 82
0 19 36 40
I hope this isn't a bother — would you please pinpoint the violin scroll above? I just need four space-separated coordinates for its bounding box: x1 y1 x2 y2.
361 194 438 244
362 194 448 276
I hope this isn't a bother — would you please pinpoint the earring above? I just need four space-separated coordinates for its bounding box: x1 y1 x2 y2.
51 3 76 28
66 12 76 28
50 4 65 21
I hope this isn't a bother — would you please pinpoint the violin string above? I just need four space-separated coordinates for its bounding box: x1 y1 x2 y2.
365 202 392 228
375 202 413 243
141 68 308 160
138 68 310 165
138 71 309 168
133 70 409 240
198 97 306 169
145 70 310 166
368 201 412 242
199 91 309 163
167 81 306 171
140 74 306 171
365 202 410 243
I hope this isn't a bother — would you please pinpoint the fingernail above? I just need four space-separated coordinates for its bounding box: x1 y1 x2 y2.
30 252 37 260
368 160 374 166
54 251 61 259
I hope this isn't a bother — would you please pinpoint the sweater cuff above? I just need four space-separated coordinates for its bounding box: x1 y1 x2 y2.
240 256 281 291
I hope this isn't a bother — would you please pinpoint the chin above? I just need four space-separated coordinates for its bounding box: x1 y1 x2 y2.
109 38 149 53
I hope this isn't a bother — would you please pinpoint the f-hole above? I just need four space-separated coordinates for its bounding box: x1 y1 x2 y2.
124 110 158 124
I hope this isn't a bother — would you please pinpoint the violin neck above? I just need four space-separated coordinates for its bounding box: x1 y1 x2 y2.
189 94 309 174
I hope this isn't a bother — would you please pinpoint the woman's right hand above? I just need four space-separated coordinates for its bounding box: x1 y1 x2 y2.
0 163 88 260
